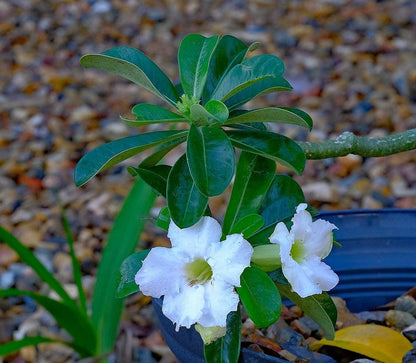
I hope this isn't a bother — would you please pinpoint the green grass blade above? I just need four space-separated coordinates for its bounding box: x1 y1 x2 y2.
0 336 58 357
61 208 87 315
91 177 156 355
0 289 96 357
0 227 75 308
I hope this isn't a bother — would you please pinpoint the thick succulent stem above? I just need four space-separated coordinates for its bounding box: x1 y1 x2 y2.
297 128 416 159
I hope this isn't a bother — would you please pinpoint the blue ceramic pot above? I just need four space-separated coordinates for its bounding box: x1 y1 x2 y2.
152 209 416 362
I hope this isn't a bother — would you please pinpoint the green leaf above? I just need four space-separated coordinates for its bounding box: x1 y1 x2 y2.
178 34 220 100
91 178 156 355
203 309 242 363
0 227 75 308
189 100 229 124
250 175 305 246
156 206 171 231
223 152 275 235
226 129 306 174
225 76 292 111
0 289 96 357
80 47 179 106
236 267 281 328
210 54 285 102
203 35 252 101
167 155 208 228
226 107 313 130
121 104 186 126
278 285 336 340
187 125 235 196
139 136 188 168
74 130 187 187
0 337 60 357
229 214 264 239
204 100 229 123
116 250 150 298
61 209 87 315
135 165 171 197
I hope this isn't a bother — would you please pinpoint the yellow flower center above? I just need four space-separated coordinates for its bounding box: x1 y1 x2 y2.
184 258 213 286
291 239 306 262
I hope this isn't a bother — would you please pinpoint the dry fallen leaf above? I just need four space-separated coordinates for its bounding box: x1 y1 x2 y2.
310 324 413 363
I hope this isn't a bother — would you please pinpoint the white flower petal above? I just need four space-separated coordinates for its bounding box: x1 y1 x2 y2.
269 222 292 246
168 217 222 258
304 219 337 258
198 281 239 327
291 204 313 242
135 247 186 297
302 257 339 292
162 284 205 330
209 234 253 286
282 257 322 298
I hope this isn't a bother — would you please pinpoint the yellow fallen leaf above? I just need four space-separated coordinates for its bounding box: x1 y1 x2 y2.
310 324 413 363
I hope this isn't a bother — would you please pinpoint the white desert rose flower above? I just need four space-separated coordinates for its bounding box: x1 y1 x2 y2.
135 216 253 331
270 203 339 298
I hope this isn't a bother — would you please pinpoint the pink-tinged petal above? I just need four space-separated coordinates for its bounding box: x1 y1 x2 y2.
269 222 292 247
302 257 339 292
162 284 205 330
168 217 222 258
291 204 313 242
135 247 186 298
209 234 253 287
304 219 337 258
282 257 322 298
198 281 240 327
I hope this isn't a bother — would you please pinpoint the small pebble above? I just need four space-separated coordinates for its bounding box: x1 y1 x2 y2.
385 310 416 330
395 295 416 317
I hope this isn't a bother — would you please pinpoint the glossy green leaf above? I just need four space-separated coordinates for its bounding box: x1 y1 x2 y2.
225 76 292 111
210 54 285 102
227 129 306 174
189 100 229 124
204 309 242 363
278 285 337 340
167 155 208 228
134 165 171 197
156 206 171 231
250 175 305 246
0 289 95 357
91 178 156 355
61 209 87 315
203 35 253 101
116 250 150 298
223 152 275 235
178 34 220 99
80 47 179 106
226 107 313 130
74 130 187 187
121 104 186 126
139 136 187 168
236 267 281 328
0 227 75 308
187 125 235 196
229 214 264 239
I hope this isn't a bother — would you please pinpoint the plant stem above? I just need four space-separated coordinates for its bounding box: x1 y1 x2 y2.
297 128 416 159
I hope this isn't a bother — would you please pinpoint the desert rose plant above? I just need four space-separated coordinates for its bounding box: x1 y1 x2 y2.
73 34 416 362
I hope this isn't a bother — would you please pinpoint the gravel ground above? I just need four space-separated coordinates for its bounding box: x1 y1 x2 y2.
0 0 415 362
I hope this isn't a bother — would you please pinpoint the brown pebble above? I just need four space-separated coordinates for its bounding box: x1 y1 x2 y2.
0 244 19 266
290 319 312 338
289 305 303 318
